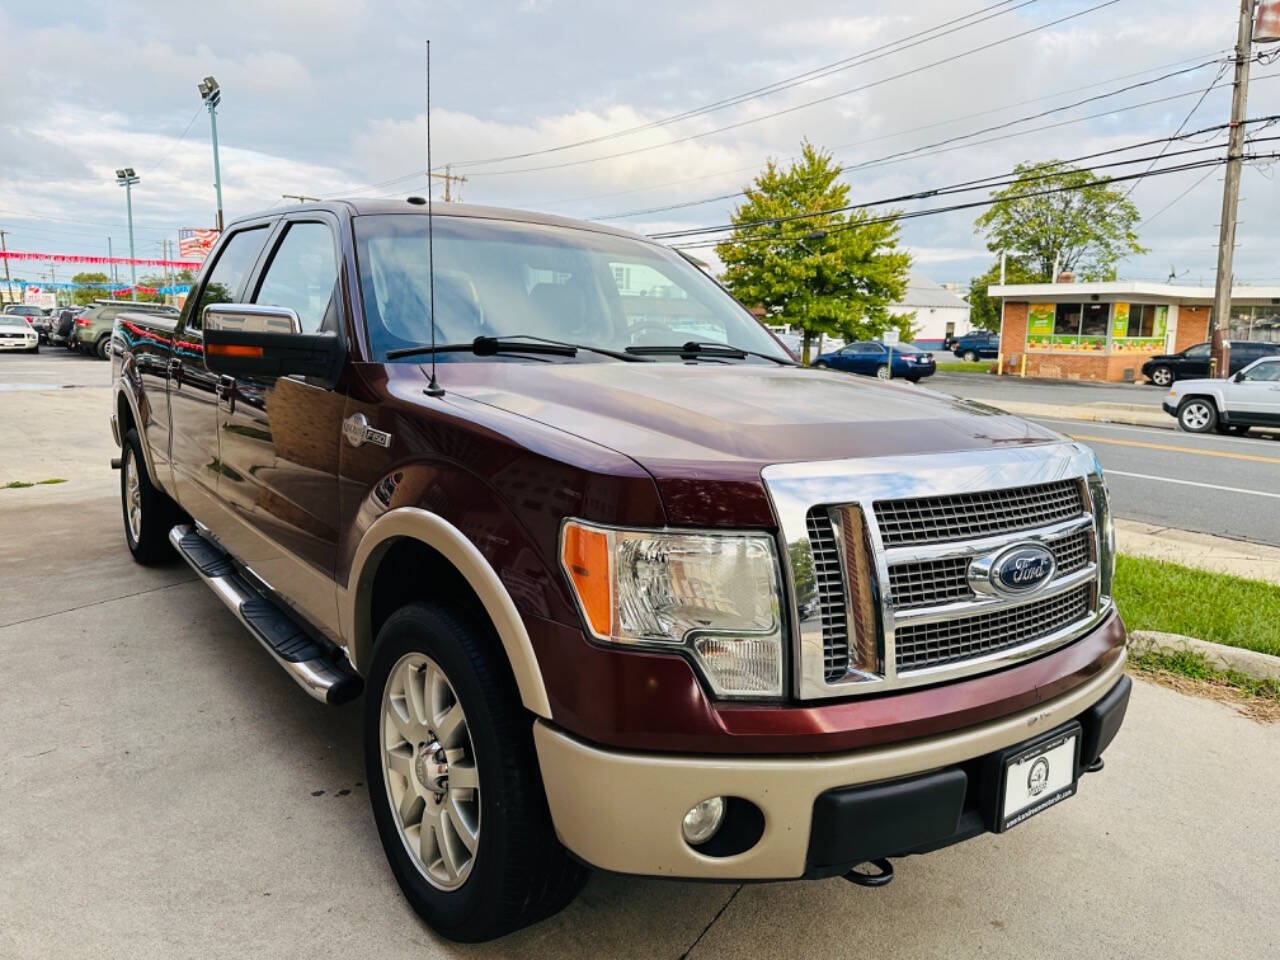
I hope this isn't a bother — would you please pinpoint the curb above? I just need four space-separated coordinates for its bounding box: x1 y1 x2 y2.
1128 630 1280 681
967 398 1174 430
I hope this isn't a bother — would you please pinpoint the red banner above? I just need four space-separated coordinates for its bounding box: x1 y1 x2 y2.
0 250 202 269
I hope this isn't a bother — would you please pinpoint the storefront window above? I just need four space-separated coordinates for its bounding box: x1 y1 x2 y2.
1227 304 1280 343
1054 303 1082 335
1081 302 1109 337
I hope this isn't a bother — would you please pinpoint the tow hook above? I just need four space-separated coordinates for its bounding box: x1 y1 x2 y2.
843 858 894 888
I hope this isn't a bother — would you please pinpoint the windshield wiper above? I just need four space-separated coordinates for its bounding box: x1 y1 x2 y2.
386 334 648 362
625 340 795 365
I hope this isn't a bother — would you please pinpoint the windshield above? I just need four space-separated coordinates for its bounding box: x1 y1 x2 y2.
352 214 789 362
0 316 29 327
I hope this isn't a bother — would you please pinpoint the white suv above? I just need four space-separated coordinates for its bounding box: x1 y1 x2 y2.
1163 356 1280 434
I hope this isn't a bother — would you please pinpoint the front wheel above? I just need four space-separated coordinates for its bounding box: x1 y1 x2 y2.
812 360 828 368
1149 365 1173 387
365 602 586 942
1177 397 1217 433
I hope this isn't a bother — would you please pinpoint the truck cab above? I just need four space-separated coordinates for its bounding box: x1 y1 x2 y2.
111 199 1129 942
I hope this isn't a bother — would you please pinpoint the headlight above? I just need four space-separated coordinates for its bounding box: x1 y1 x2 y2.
1086 467 1115 603
560 521 784 698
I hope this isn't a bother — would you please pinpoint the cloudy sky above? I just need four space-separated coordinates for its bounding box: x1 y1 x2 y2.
1 0 1277 287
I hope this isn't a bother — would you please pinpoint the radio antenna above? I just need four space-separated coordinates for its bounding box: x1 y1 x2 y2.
423 38 445 398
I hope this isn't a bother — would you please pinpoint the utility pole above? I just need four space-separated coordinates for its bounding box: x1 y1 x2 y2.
0 230 12 304
1210 0 1259 376
429 164 467 202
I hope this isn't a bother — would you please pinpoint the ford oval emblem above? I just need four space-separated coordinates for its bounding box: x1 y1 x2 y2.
990 543 1055 595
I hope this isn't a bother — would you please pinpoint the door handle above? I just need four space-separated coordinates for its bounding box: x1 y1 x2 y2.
217 375 237 415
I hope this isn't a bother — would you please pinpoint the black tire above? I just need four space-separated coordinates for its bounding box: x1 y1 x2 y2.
812 360 828 368
364 602 586 942
27 344 39 354
1149 365 1174 387
1176 397 1217 433
964 350 979 363
96 334 111 360
120 428 177 564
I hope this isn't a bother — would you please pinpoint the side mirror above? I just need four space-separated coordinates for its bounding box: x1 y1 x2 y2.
1233 371 1247 383
203 303 344 384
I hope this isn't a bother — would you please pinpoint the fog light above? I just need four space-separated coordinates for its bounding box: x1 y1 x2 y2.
681 797 726 846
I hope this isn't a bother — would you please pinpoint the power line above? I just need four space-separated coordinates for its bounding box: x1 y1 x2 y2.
514 48 1228 211
662 151 1280 251
371 0 1120 188
1137 166 1219 227
446 0 1038 170
589 56 1232 221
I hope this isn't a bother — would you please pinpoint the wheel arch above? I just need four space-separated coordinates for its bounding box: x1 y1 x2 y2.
342 507 552 718
115 384 162 488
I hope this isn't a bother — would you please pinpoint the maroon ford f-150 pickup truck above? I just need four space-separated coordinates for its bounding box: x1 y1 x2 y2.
110 200 1129 941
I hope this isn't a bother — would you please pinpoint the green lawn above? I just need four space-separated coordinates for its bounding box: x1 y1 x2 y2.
934 360 995 374
1114 554 1280 657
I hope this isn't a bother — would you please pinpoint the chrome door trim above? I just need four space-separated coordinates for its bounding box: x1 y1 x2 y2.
762 441 1106 701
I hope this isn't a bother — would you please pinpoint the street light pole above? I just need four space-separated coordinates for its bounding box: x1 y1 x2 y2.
115 168 140 301
198 76 225 232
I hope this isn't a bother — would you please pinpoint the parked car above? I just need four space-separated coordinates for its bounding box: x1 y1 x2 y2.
812 340 937 382
951 331 1000 362
48 306 80 347
111 199 1128 941
1162 355 1280 433
72 299 178 358
1140 340 1279 386
2 303 50 342
0 314 39 352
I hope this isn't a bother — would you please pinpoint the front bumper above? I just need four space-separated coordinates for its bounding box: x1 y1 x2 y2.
534 649 1128 880
0 338 37 351
1162 399 1178 417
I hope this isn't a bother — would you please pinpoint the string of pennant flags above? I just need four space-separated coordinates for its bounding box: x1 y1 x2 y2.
10 278 192 295
0 250 203 270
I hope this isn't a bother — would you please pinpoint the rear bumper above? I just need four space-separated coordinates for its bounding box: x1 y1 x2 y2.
534 649 1128 880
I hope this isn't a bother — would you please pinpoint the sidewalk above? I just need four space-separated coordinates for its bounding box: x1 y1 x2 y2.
1116 518 1280 585
969 396 1173 429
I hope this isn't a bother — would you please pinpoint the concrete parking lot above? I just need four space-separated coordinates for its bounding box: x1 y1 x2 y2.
3 351 1279 959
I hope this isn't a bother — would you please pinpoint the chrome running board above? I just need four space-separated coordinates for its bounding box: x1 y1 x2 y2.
169 524 361 704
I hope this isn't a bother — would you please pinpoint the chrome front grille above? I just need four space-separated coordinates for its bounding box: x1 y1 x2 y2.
887 527 1094 611
806 510 849 681
873 479 1085 546
895 585 1092 671
763 445 1111 701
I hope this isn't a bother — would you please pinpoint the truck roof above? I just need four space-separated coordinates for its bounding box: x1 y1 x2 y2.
234 198 651 244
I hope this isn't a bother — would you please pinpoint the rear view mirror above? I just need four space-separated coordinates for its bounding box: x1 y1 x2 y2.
203 303 344 384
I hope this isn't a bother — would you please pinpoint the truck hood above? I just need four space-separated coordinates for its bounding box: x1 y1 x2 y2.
443 361 1060 463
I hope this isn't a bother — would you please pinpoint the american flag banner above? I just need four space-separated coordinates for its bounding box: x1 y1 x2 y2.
179 228 220 261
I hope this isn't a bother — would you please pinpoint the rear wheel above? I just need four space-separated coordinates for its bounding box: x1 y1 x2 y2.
964 350 978 363
96 334 111 360
1177 397 1217 433
120 428 177 564
365 602 586 942
875 364 889 380
1149 365 1173 387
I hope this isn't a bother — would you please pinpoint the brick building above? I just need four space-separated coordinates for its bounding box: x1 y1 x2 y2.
988 279 1280 382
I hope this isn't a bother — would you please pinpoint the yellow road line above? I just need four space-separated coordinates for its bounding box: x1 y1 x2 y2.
1068 433 1280 465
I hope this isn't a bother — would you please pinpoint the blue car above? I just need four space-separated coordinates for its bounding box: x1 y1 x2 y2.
813 341 937 382
951 331 1000 361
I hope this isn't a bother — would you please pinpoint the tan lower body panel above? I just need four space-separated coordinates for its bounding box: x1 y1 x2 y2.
533 650 1126 880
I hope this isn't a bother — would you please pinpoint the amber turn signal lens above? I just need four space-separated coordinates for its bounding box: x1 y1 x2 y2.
561 522 611 637
207 343 263 358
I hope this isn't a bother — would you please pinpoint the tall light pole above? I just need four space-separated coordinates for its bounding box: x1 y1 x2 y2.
198 75 225 232
115 168 140 301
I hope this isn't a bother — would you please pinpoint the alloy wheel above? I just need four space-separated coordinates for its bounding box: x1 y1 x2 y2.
1180 401 1212 431
380 652 481 891
1152 367 1172 386
124 448 143 543
876 365 889 380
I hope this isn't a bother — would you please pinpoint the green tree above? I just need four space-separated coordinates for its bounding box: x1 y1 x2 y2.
974 161 1146 281
716 142 911 363
70 271 112 306
966 259 1041 332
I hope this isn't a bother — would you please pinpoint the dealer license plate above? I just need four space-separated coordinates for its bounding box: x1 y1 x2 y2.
998 723 1081 831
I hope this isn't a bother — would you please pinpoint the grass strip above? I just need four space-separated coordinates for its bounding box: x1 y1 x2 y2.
934 361 995 374
1115 554 1280 657
1130 647 1280 721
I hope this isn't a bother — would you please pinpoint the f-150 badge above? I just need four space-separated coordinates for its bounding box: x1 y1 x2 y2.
343 413 392 449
